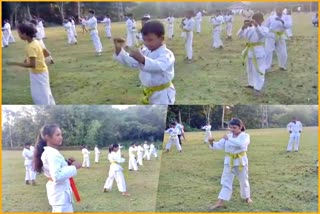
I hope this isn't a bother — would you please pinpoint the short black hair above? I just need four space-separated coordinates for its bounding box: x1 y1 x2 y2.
252 12 264 21
89 9 95 14
25 142 31 146
17 23 37 38
141 17 150 21
30 19 38 25
141 20 165 37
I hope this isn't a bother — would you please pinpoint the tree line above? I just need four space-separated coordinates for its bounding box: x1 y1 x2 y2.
166 105 318 131
2 105 167 149
2 2 317 27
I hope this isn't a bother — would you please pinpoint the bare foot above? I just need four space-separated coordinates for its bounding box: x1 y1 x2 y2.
245 198 253 204
122 192 130 196
208 203 225 210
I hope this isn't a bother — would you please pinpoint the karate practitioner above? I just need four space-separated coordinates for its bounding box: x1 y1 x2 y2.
264 7 292 71
201 122 212 144
22 143 35 185
165 122 182 152
149 142 158 159
33 124 82 212
137 143 144 166
101 15 112 39
167 15 175 39
211 11 224 49
113 20 176 105
143 141 150 160
30 19 54 64
224 11 234 40
208 118 252 210
195 10 202 34
2 20 15 47
63 18 78 45
128 143 138 171
182 10 195 63
85 10 103 55
6 22 56 105
126 14 138 47
104 143 130 196
237 13 268 96
94 145 101 163
81 145 90 168
286 117 303 152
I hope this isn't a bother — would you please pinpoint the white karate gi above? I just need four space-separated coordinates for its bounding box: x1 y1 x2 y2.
41 146 77 212
126 18 138 47
71 19 77 38
81 148 90 167
183 18 195 60
264 14 292 70
211 15 224 48
85 17 103 53
22 148 33 181
209 132 251 201
237 25 269 90
143 143 150 160
2 22 15 46
137 145 144 165
104 151 127 192
165 127 182 151
224 15 233 37
287 121 303 151
128 146 138 171
195 11 202 33
149 143 158 158
101 17 112 38
167 17 175 39
64 22 77 44
202 125 212 143
114 44 176 104
94 146 101 163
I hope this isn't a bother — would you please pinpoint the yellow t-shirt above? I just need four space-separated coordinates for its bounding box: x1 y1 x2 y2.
25 40 47 73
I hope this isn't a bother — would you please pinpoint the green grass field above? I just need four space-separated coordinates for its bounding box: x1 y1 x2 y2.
2 149 161 212
2 13 318 104
157 127 318 212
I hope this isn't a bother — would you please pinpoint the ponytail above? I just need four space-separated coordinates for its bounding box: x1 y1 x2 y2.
109 143 119 153
32 124 60 173
229 118 246 132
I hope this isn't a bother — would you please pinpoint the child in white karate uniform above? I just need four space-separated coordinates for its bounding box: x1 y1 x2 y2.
22 142 35 185
182 11 195 63
128 143 138 171
201 122 212 144
237 13 268 96
101 15 112 39
208 118 252 210
211 11 224 49
94 145 101 163
149 142 158 159
143 141 150 160
63 18 78 45
137 143 144 165
164 122 182 152
81 145 90 168
113 20 176 105
85 10 103 55
33 124 82 212
104 144 130 196
286 117 303 152
166 15 175 39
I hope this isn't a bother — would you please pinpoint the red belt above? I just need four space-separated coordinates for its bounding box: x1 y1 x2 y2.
48 177 81 202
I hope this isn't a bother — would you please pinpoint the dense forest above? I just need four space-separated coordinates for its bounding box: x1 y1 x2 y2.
166 105 318 131
2 105 167 149
2 2 317 27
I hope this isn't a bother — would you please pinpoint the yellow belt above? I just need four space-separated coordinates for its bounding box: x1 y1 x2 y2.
226 151 247 171
271 30 285 41
142 81 173 104
110 161 117 164
242 42 264 76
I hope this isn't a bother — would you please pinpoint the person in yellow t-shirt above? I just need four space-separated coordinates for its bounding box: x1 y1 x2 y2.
6 22 55 105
